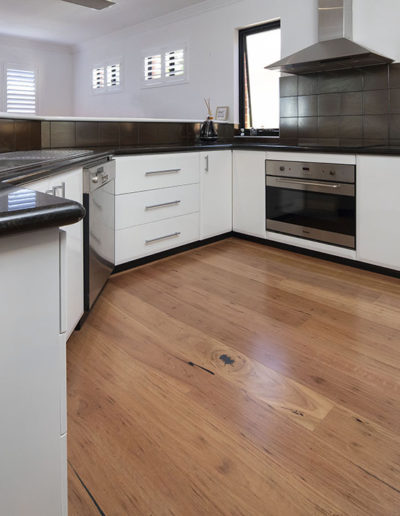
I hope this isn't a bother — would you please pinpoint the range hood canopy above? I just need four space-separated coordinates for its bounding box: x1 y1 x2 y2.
267 0 393 74
61 0 115 10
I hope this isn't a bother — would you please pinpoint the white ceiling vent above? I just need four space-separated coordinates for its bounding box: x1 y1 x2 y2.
61 0 115 10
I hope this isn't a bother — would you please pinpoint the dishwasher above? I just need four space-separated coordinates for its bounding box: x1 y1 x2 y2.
83 157 116 311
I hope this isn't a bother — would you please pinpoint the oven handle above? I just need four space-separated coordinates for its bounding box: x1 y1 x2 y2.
275 178 341 189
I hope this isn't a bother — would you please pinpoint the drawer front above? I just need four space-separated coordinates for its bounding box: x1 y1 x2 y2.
116 184 200 229
115 213 200 264
115 153 200 194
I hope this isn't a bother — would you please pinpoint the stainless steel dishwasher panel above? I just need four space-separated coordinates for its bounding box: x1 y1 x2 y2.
83 158 115 310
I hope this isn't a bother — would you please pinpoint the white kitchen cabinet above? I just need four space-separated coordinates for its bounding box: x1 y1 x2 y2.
233 150 266 238
115 153 200 194
0 228 67 516
115 153 200 265
115 212 200 264
357 155 400 270
199 150 232 239
27 168 84 338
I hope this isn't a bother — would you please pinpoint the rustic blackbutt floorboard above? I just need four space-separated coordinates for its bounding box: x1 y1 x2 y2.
67 238 400 515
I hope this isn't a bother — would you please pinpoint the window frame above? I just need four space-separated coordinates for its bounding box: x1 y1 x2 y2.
142 44 188 88
238 20 281 137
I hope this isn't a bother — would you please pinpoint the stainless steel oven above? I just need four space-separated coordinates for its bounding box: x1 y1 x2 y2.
266 160 355 249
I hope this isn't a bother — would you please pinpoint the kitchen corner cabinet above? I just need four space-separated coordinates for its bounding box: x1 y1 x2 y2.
233 150 266 238
199 150 232 239
26 168 84 338
357 155 400 271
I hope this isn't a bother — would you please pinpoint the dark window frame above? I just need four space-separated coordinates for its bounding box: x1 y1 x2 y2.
239 20 281 137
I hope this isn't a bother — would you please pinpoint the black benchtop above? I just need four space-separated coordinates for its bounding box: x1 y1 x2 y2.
1 140 400 237
0 150 109 236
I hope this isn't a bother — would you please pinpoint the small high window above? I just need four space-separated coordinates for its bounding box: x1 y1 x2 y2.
143 47 186 87
239 21 281 136
92 62 121 92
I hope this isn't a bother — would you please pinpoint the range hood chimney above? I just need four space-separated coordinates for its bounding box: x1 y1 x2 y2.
267 0 393 74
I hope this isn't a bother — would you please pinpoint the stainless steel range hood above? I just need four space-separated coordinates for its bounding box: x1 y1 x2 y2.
267 0 393 74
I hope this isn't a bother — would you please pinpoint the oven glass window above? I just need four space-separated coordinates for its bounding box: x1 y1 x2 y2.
266 187 355 236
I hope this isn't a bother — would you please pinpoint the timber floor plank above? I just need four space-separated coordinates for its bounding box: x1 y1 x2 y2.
67 238 400 516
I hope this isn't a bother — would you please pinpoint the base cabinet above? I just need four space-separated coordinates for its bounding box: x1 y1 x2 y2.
233 150 266 238
114 154 200 265
26 169 84 338
200 150 232 239
357 155 400 270
0 228 67 516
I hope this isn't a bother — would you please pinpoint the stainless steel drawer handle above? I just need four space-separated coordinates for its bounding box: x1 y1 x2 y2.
145 200 181 210
145 168 181 176
145 232 181 244
276 178 340 189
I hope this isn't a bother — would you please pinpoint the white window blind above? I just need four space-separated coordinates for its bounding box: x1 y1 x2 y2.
6 68 36 114
165 49 184 78
106 63 120 87
92 66 105 89
144 54 161 81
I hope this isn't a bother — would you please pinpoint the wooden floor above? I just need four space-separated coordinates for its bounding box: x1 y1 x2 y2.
67 237 400 516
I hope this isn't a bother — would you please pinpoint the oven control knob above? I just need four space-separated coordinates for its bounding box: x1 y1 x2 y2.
279 166 285 171
329 170 336 176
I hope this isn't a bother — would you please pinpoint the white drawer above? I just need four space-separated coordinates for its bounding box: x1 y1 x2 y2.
116 183 200 229
115 153 200 194
115 213 200 264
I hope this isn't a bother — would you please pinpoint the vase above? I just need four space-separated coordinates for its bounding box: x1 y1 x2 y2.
200 116 218 142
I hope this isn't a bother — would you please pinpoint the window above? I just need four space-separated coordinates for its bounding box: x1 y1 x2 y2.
106 64 121 87
239 21 281 136
143 47 186 86
165 49 184 78
92 67 105 90
6 67 36 114
92 62 121 92
144 54 162 81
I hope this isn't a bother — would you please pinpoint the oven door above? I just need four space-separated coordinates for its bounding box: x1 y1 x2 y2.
266 176 355 248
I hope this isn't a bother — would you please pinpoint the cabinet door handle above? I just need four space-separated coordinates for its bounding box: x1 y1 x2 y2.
145 200 181 210
205 155 209 172
145 232 181 244
145 168 181 176
52 182 66 198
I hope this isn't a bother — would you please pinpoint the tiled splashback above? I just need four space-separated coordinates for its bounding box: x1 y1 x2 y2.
280 63 400 146
0 119 234 153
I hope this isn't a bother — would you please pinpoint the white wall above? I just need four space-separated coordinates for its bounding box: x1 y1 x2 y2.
0 34 74 116
73 0 318 122
69 0 400 121
353 0 400 62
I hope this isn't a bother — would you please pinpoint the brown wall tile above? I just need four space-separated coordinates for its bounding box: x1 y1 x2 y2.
0 120 15 152
50 121 76 148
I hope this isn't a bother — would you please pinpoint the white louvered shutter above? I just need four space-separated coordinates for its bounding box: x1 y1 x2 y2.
6 68 36 114
92 67 105 89
107 64 120 87
144 55 161 81
165 49 184 78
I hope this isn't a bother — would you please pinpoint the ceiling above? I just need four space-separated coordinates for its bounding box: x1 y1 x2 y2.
0 0 208 45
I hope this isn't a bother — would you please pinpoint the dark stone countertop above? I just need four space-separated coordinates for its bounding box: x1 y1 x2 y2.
0 186 85 236
0 150 110 236
108 141 400 156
